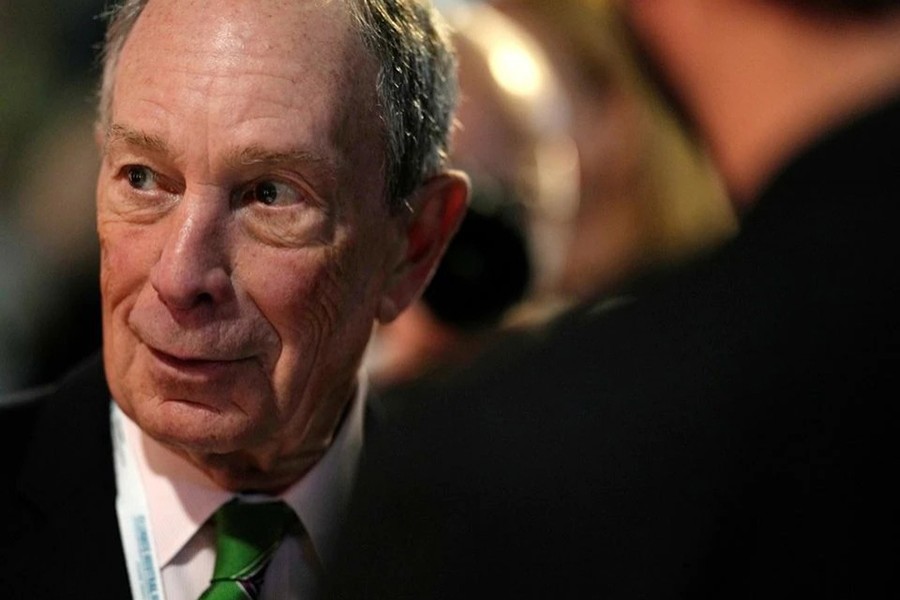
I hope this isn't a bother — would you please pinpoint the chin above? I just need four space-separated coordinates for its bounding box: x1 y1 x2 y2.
136 398 272 455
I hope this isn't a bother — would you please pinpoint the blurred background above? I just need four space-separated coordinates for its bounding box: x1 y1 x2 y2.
0 0 736 394
1 0 107 392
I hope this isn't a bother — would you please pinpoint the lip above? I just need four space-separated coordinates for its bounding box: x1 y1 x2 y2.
147 346 249 379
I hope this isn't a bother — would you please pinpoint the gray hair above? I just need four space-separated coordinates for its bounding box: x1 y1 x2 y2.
97 0 459 213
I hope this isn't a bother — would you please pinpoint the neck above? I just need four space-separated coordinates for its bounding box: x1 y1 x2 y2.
630 2 900 208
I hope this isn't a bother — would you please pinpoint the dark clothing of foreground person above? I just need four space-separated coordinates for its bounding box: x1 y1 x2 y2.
329 96 900 598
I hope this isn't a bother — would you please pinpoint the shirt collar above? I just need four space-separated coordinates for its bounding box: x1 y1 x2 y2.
120 376 367 571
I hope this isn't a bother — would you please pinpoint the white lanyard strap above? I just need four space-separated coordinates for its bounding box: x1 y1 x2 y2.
111 402 167 600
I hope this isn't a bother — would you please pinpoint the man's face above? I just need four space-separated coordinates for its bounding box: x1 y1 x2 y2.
97 0 402 486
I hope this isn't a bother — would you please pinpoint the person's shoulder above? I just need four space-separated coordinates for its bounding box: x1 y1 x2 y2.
366 299 634 443
0 385 55 478
0 354 106 480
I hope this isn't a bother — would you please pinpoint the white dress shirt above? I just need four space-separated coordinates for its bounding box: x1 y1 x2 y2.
114 378 366 600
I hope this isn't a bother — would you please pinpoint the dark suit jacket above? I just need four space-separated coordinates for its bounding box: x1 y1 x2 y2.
328 97 900 598
0 355 131 598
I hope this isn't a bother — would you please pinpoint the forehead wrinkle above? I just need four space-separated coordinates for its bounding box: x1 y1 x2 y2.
114 0 383 199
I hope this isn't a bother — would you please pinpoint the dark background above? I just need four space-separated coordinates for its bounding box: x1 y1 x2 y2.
1 0 107 392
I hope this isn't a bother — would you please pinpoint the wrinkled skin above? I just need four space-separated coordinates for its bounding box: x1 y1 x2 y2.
97 0 437 492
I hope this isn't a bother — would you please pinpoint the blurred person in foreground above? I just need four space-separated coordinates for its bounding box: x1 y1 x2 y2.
0 0 468 598
330 0 900 597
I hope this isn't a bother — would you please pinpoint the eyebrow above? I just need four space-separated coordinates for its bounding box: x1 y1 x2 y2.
105 123 169 154
235 145 327 167
234 145 337 182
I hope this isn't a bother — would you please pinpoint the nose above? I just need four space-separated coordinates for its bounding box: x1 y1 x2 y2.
150 193 234 311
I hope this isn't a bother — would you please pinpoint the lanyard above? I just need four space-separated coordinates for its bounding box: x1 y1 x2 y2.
111 402 167 600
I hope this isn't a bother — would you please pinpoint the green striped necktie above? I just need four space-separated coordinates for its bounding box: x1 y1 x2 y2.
198 499 297 600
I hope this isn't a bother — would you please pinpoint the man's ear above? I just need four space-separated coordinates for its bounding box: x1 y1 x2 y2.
377 170 470 324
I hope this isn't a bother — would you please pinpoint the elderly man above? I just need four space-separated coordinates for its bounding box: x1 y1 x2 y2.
0 0 467 598
331 0 900 597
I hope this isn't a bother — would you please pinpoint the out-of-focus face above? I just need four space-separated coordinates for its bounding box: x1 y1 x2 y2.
97 0 405 490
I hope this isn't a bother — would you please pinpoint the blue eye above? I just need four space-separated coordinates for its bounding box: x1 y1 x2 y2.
125 165 157 190
244 180 303 207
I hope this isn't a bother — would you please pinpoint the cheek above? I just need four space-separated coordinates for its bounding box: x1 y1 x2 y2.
99 222 159 313
250 251 345 353
249 245 375 388
256 263 337 409
98 218 169 391
98 221 161 412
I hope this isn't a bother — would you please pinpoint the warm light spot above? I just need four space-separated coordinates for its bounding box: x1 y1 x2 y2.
488 44 545 98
